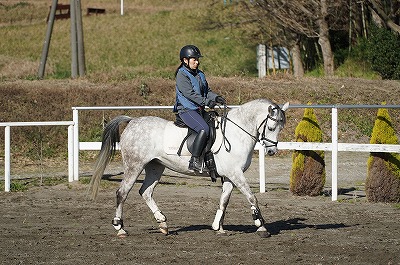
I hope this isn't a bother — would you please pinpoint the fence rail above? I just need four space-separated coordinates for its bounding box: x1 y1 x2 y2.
1 105 399 201
72 104 400 201
0 121 74 192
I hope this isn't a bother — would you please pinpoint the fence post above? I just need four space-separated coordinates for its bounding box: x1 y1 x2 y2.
258 144 266 193
68 124 74 182
257 44 266 78
4 126 11 192
73 108 79 181
331 107 338 201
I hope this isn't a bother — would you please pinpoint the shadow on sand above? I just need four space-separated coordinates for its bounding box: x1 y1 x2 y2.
167 218 350 236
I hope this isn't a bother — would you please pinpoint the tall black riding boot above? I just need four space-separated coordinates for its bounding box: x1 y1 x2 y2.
189 129 207 172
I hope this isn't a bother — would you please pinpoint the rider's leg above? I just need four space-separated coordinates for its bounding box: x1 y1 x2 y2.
188 129 207 171
178 110 209 171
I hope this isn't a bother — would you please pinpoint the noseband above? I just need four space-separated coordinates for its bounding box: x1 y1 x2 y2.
258 113 279 148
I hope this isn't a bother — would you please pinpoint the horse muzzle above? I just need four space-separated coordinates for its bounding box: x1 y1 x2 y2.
260 139 278 156
266 146 277 156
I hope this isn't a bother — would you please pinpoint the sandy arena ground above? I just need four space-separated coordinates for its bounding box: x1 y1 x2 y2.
0 153 399 265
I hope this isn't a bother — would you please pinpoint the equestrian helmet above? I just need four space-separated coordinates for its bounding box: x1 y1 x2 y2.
179 45 203 61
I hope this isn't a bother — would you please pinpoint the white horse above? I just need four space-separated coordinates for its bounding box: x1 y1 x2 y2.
89 99 289 238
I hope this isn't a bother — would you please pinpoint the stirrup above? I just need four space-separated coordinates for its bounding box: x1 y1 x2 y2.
189 157 203 172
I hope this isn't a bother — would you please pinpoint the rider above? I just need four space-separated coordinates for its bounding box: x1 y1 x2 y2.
174 45 226 172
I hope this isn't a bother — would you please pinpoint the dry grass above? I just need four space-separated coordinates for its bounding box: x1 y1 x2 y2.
0 77 399 163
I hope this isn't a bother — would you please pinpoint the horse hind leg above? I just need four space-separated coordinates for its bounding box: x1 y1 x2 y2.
113 164 143 237
139 161 168 235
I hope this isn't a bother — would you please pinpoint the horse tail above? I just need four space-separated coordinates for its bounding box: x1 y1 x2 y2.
88 115 132 200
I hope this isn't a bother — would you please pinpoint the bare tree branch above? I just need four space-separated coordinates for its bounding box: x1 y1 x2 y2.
366 0 400 34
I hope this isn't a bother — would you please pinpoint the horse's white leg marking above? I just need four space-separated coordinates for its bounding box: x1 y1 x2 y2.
140 161 168 234
113 164 143 236
212 180 234 233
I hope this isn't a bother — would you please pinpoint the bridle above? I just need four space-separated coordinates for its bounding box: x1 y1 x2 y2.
219 105 283 152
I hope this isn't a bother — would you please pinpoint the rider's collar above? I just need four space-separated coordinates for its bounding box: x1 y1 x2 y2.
183 64 198 76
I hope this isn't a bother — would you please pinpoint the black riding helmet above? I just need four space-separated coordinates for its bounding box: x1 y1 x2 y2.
179 45 203 61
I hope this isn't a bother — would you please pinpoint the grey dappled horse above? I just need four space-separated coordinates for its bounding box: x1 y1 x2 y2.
89 99 289 238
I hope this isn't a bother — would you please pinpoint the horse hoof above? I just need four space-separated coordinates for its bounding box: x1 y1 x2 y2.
159 222 169 235
117 229 128 238
216 230 227 236
257 230 271 238
159 227 169 235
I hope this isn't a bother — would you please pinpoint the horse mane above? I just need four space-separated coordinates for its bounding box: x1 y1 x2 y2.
228 99 286 127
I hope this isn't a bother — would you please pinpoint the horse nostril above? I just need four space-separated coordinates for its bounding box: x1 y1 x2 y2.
267 149 276 156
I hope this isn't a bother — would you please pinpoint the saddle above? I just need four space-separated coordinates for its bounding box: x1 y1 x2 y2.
174 111 220 182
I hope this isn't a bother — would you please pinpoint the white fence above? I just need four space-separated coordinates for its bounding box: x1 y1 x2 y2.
1 105 399 202
72 105 400 201
0 121 75 192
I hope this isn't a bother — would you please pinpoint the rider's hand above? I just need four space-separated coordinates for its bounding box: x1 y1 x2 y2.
216 96 226 105
209 101 217 108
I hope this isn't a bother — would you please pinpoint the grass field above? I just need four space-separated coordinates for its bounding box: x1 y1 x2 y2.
1 0 256 80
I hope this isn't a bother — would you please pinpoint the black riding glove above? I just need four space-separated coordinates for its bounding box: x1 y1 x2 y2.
209 101 217 108
215 96 226 105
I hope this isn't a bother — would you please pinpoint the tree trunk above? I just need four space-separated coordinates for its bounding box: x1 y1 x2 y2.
318 0 335 77
291 39 304 77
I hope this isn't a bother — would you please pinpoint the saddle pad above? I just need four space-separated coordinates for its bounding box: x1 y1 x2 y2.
163 122 192 156
163 119 223 156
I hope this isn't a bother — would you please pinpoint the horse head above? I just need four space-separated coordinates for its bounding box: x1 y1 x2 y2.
258 102 289 156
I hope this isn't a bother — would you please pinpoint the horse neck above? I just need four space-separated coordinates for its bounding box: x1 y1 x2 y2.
228 101 269 135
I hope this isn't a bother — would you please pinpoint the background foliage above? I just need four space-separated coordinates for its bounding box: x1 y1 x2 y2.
1 0 398 80
366 25 400 80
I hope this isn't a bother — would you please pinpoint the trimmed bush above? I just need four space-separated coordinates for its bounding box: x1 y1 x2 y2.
366 106 400 202
290 107 326 196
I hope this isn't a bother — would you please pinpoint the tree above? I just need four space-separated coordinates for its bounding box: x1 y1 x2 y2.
290 107 326 196
366 106 400 203
366 0 400 34
239 0 344 77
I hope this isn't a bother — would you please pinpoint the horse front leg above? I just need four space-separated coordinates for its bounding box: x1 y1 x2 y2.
212 179 234 234
233 172 271 238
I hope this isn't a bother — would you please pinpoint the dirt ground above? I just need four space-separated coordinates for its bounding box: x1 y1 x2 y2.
0 153 399 265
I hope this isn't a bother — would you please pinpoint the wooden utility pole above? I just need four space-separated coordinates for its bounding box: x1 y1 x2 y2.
75 0 86 76
38 0 85 79
38 0 58 79
70 0 78 78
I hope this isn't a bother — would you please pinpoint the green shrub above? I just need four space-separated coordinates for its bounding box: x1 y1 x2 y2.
10 181 28 192
290 107 326 196
366 26 400 80
366 106 400 202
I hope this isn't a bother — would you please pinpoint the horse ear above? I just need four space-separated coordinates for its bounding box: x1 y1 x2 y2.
281 102 289 112
268 105 273 115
